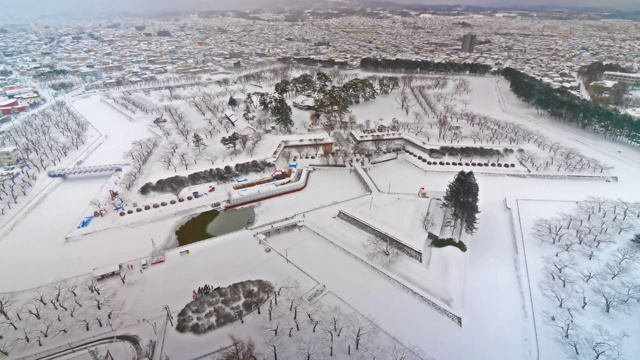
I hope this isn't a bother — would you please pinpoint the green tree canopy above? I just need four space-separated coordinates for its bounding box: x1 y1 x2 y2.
271 96 294 133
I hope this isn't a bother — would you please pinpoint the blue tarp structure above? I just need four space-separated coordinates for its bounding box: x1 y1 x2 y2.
236 178 248 183
77 216 94 229
289 162 298 169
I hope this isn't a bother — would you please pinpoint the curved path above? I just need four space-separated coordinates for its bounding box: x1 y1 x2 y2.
19 334 142 360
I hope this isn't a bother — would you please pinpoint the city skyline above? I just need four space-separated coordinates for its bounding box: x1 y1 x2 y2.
6 0 640 16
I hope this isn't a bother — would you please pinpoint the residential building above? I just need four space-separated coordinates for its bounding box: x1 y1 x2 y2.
603 72 640 88
0 146 20 166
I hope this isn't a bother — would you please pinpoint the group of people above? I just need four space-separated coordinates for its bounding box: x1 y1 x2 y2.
192 284 217 300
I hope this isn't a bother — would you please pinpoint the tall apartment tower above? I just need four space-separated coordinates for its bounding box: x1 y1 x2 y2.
461 33 477 53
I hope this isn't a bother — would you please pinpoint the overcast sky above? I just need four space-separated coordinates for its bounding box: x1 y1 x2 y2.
7 0 640 16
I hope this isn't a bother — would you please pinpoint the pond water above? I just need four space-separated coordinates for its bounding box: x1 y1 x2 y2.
175 206 255 246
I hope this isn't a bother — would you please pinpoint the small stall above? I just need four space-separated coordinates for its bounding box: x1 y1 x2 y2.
93 264 121 281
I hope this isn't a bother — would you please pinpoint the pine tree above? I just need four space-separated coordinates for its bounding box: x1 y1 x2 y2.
274 79 291 96
192 133 207 153
441 171 480 238
228 95 238 109
271 96 294 133
221 132 240 151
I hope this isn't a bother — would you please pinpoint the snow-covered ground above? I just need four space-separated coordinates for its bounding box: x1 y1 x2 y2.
2 70 640 360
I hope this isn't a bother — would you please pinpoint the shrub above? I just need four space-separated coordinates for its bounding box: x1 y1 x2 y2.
431 238 467 252
176 280 274 334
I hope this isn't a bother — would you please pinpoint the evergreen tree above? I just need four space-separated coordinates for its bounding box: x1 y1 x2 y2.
441 171 480 238
192 133 207 153
258 93 272 111
271 96 294 132
291 73 315 94
274 79 291 96
631 233 640 246
228 95 238 109
221 132 240 151
316 71 332 91
315 86 349 123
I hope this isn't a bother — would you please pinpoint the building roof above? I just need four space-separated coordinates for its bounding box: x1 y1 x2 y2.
93 263 120 277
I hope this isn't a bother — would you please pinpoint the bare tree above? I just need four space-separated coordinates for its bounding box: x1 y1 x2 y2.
604 261 631 281
0 295 15 321
0 338 16 357
363 236 399 266
25 303 43 320
544 256 575 274
583 324 627 360
533 218 570 245
579 267 601 283
77 317 91 332
613 248 639 266
263 330 286 360
384 342 427 360
295 338 320 360
239 134 250 152
178 152 191 170
281 150 292 163
347 314 376 352
540 280 574 308
217 335 260 360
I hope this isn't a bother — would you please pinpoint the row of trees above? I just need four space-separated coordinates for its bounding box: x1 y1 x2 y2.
121 138 160 191
360 58 492 75
503 68 640 145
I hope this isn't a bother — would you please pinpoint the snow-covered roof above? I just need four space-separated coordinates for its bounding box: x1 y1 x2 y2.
93 263 120 277
224 109 240 123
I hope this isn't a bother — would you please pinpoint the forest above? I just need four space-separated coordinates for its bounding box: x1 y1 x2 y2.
502 67 640 145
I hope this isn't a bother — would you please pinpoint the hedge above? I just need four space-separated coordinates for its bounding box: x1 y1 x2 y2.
140 160 274 195
431 237 468 252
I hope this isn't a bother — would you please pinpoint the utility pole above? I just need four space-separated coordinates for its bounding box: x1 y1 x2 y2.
164 305 174 327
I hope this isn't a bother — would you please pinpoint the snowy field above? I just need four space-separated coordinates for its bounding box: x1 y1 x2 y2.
2 68 640 360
